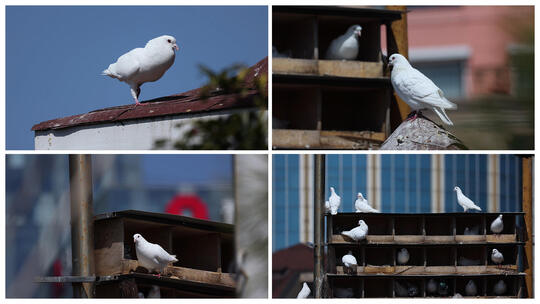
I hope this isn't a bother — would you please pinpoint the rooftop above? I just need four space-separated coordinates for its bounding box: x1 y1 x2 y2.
32 57 267 132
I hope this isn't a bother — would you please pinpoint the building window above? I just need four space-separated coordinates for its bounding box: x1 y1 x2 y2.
413 60 465 100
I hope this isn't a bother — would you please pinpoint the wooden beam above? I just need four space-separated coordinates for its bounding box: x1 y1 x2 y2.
386 5 411 125
121 259 236 288
522 156 533 297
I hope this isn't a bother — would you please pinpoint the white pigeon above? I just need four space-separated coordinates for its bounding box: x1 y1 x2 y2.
325 187 341 215
465 280 477 296
297 282 311 298
454 186 482 212
325 25 362 60
453 293 463 298
103 35 179 106
354 193 380 213
426 278 437 294
491 249 504 266
493 280 507 295
397 248 410 265
341 220 368 241
342 251 358 274
490 214 504 234
133 233 178 274
388 53 457 125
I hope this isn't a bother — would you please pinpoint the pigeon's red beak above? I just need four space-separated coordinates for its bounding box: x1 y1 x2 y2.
173 44 179 51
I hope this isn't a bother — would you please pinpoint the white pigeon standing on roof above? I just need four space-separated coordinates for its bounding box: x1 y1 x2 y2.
297 282 311 298
325 25 362 60
490 214 504 234
354 192 380 213
133 233 178 274
342 251 358 274
388 53 457 125
103 35 179 106
491 248 504 266
454 186 482 212
397 248 410 265
325 187 341 215
341 220 368 241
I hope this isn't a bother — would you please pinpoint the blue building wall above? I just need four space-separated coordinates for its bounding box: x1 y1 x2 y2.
272 154 525 252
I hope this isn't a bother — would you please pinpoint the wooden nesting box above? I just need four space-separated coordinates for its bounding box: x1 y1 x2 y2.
326 212 526 298
93 210 236 297
272 6 404 149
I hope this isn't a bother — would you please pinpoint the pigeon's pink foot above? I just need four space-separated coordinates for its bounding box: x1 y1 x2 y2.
406 111 419 121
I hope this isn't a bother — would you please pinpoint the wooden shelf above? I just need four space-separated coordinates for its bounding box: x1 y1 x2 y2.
272 129 385 149
273 58 384 79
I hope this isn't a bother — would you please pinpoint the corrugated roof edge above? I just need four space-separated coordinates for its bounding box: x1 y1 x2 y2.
94 209 234 234
31 57 268 132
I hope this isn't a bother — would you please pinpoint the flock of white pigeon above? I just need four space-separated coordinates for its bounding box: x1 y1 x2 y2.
274 24 457 126
297 187 508 298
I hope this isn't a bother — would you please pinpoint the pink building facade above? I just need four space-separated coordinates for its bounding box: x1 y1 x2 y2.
407 6 533 100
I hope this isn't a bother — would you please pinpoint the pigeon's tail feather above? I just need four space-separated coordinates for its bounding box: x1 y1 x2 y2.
102 65 121 79
341 231 352 239
432 107 454 126
170 255 178 262
471 205 482 211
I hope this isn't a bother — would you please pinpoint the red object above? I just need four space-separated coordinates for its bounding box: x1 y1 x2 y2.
52 259 64 297
165 195 209 219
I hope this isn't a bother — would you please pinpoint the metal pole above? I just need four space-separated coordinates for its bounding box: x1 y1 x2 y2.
522 156 533 297
69 155 95 298
314 154 325 298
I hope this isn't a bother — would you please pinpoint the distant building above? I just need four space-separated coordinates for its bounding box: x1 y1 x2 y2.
272 154 524 251
407 6 533 100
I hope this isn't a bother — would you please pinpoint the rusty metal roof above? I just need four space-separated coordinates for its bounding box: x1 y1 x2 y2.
32 57 268 132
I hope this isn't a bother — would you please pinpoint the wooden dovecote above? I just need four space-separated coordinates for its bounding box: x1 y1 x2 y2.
92 210 235 297
272 6 407 149
325 212 526 298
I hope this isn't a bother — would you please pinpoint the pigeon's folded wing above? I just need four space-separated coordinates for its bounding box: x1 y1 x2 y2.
150 243 176 263
398 69 456 109
110 48 145 80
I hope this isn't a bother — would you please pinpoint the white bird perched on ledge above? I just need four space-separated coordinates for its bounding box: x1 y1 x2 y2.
325 25 362 60
354 192 380 213
325 186 341 215
297 282 311 298
388 53 457 125
490 214 504 234
103 35 179 106
133 233 178 275
341 220 368 241
454 186 482 212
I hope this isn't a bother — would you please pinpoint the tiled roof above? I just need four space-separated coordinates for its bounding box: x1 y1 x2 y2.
32 57 267 132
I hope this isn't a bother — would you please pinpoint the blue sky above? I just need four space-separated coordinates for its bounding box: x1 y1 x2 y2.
142 155 232 186
6 6 268 150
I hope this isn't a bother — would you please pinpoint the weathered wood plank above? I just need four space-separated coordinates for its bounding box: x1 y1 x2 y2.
273 58 384 79
94 218 124 276
272 129 385 149
318 60 383 78
121 259 236 288
272 58 318 75
486 234 517 243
